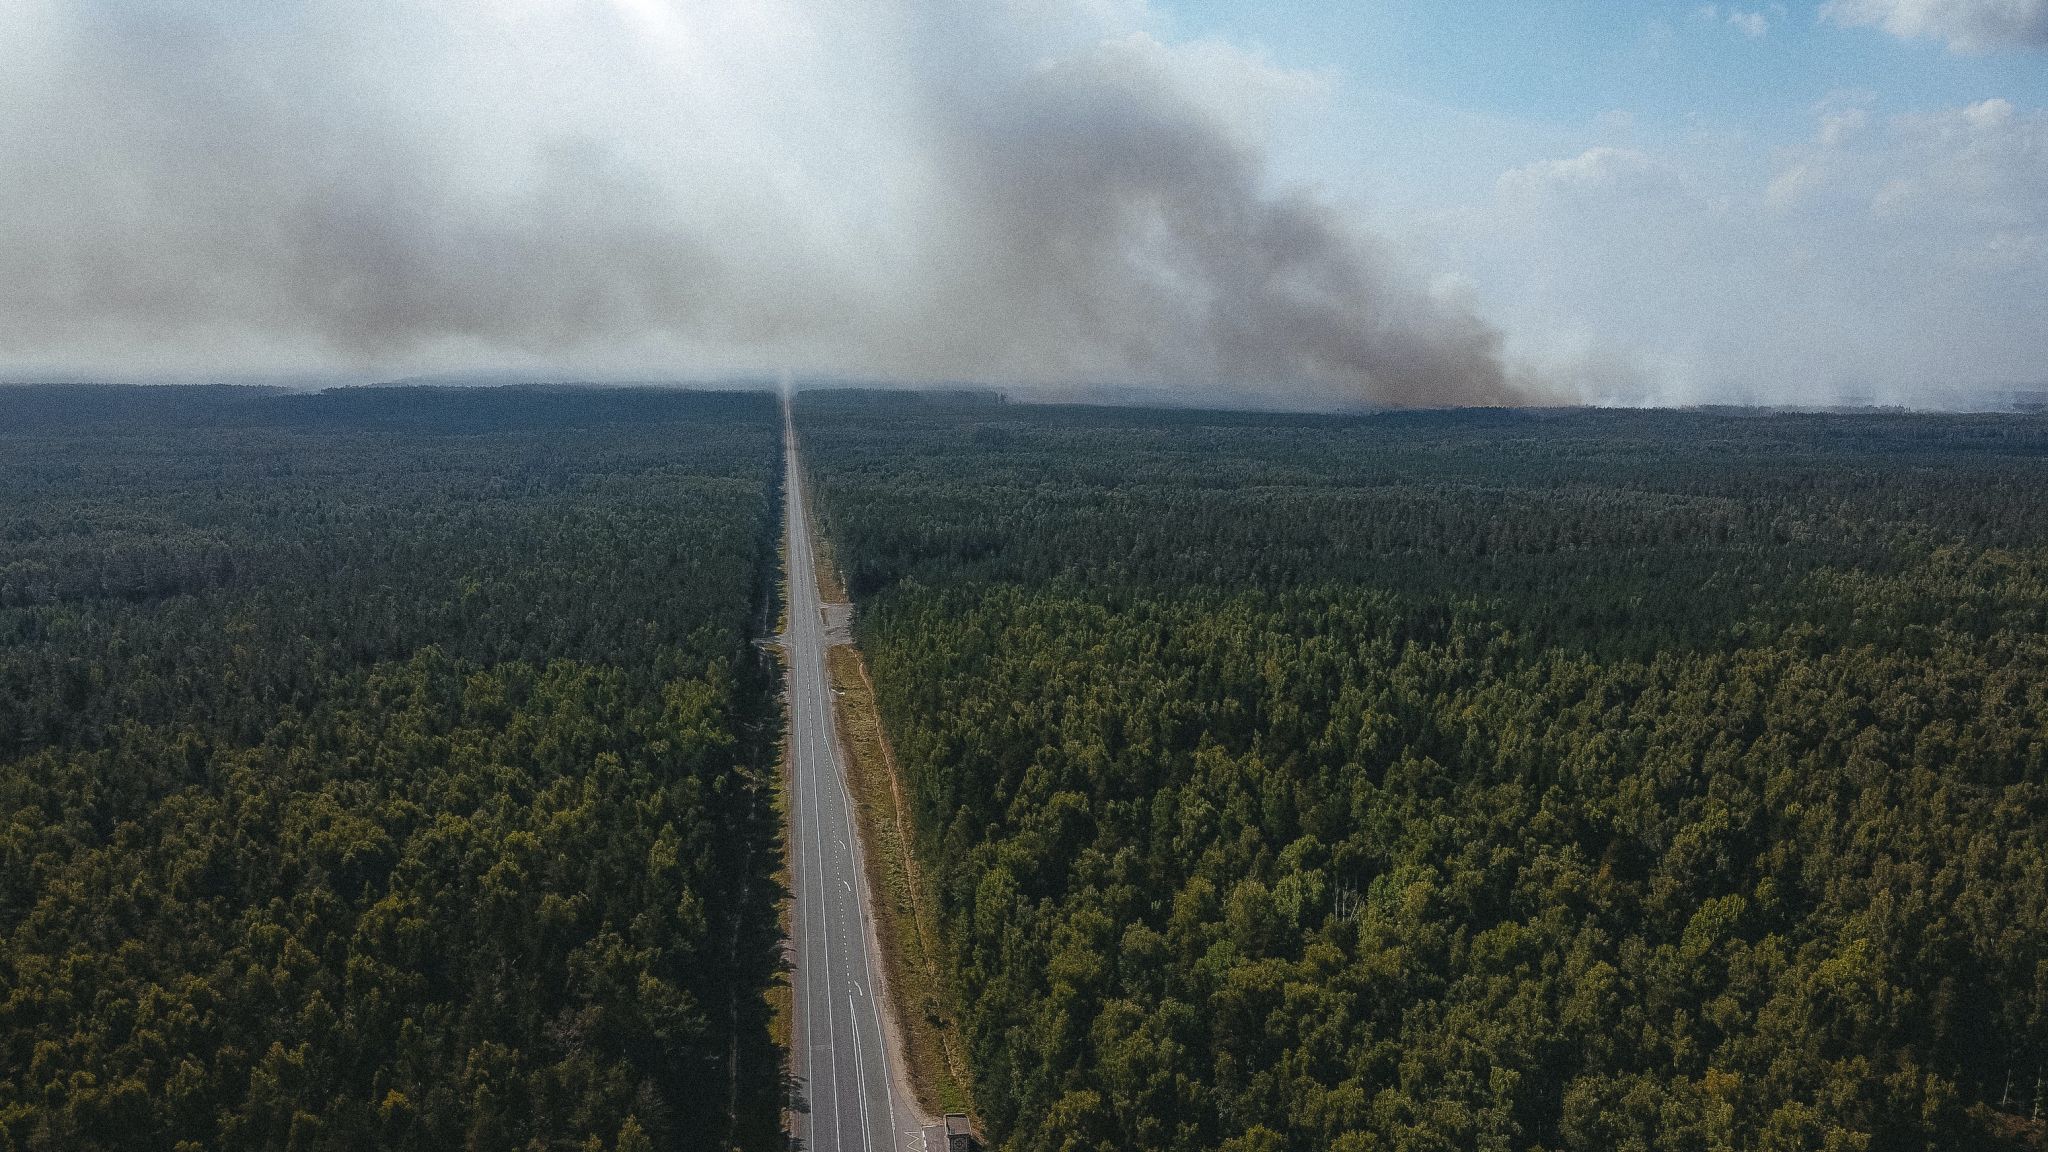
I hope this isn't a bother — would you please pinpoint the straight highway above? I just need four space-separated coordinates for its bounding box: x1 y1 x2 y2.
783 399 932 1152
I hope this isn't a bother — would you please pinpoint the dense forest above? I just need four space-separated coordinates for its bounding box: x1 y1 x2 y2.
797 390 2048 1152
0 385 787 1152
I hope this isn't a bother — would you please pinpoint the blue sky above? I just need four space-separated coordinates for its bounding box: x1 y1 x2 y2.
1153 0 2047 207
1164 1 2047 134
1140 0 2048 403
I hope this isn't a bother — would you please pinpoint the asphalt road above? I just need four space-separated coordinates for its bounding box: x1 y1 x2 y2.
784 402 933 1152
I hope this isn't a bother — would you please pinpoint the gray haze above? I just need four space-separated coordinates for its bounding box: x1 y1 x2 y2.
0 0 1521 407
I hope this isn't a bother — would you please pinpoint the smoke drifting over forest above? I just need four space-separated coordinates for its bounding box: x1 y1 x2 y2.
0 0 1522 406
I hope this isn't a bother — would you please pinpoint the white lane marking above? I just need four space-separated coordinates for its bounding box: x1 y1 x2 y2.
787 429 826 1151
848 992 876 1152
791 428 847 1152
790 415 916 1152
823 697 908 1150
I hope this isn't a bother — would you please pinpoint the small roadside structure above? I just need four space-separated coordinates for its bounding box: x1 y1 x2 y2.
944 1114 974 1151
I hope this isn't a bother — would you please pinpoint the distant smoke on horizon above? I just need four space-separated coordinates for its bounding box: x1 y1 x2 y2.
0 0 1526 407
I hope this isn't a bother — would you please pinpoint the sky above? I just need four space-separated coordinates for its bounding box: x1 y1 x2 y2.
1159 0 2048 404
0 0 2042 407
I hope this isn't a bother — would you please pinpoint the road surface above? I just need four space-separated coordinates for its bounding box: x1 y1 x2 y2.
783 400 934 1152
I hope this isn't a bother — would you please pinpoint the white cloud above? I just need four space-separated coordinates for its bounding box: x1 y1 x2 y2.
1821 0 2048 52
1692 4 1777 37
1873 99 2048 229
1766 163 1823 208
1819 106 1871 147
1451 95 2048 405
1496 147 1691 201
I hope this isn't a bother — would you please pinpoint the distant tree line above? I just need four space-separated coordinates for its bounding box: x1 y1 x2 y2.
798 391 2048 1152
0 386 788 1152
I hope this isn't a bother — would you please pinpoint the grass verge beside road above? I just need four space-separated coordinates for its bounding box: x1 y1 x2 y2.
825 643 974 1118
813 524 849 602
801 467 972 1119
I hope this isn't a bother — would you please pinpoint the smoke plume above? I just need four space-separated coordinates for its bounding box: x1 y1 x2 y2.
0 0 1521 406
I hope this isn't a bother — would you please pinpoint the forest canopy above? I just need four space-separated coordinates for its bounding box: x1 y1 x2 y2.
0 385 787 1152
797 390 2048 1152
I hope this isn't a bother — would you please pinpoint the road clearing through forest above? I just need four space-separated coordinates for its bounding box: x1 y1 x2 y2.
783 399 938 1152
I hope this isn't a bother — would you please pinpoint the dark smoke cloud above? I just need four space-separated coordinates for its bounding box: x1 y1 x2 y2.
0 0 1525 406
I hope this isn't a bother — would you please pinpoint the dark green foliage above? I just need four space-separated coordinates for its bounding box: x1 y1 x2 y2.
0 385 786 1151
797 390 2048 1152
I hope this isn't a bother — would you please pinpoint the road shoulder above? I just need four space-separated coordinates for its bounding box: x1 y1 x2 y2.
811 579 976 1121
